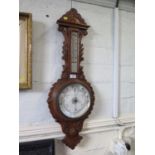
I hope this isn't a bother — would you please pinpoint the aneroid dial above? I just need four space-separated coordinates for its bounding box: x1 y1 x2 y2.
58 84 91 118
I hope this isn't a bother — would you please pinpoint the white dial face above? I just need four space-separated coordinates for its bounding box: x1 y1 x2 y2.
58 84 91 118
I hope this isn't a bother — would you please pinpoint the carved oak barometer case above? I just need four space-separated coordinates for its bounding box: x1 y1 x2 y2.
47 8 95 149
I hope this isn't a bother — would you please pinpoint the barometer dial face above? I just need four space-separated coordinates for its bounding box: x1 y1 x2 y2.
58 83 91 118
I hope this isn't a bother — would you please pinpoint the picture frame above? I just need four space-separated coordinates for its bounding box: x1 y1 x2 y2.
19 12 32 89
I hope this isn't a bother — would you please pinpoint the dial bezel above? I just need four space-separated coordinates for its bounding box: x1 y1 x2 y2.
57 83 91 119
48 78 94 122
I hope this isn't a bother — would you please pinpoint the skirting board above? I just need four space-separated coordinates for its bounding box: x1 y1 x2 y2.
19 116 134 143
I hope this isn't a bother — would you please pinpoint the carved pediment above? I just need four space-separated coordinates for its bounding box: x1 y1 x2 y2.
57 8 89 29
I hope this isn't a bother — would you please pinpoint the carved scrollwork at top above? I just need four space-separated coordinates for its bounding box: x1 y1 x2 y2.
57 8 89 29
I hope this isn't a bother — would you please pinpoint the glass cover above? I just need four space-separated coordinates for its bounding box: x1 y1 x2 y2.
58 84 91 118
71 32 79 73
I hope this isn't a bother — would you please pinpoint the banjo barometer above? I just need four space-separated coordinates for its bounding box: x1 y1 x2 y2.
47 8 95 149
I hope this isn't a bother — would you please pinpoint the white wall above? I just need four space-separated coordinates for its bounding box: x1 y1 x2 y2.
119 10 135 116
19 0 135 154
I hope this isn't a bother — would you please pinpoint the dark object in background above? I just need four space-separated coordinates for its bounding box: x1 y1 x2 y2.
19 139 55 155
125 142 131 151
